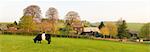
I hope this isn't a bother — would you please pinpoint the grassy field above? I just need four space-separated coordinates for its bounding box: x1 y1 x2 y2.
0 34 149 52
127 23 144 32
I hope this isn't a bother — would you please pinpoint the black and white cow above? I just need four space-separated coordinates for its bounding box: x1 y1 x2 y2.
33 33 51 44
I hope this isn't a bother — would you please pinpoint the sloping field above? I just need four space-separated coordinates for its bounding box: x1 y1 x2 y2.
127 23 144 31
0 35 149 52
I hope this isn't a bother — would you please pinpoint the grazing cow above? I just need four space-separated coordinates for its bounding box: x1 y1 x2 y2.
33 32 51 44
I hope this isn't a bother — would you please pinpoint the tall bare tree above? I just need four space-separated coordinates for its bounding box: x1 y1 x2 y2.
23 5 42 23
45 7 59 34
65 11 80 24
64 11 82 35
46 7 58 20
24 5 41 18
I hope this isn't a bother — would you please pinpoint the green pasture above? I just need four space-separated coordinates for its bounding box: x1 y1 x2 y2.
0 34 149 52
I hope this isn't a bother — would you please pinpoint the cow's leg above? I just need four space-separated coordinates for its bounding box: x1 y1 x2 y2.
47 39 51 44
33 39 36 43
45 34 51 44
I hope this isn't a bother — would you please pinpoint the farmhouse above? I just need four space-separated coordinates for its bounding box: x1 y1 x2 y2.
71 22 84 34
81 27 101 37
127 30 139 38
83 27 100 32
0 23 9 31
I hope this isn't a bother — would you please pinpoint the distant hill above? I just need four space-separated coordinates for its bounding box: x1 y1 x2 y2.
127 23 144 32
90 22 145 32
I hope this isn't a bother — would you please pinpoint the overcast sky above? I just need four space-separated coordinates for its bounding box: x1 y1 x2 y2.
0 0 150 23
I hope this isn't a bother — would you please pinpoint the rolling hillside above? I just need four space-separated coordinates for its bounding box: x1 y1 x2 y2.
90 22 145 31
127 23 144 32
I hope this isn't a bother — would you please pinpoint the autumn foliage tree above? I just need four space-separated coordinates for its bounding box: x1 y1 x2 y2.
100 26 109 38
99 22 118 38
106 22 118 38
98 21 109 38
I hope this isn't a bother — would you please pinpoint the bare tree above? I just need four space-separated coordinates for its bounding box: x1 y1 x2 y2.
24 5 41 18
65 11 80 21
23 5 42 23
46 7 58 20
65 11 80 25
64 11 82 35
45 7 59 34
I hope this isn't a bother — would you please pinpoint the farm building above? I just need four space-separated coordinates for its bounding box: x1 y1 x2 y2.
81 27 101 37
71 22 84 34
0 24 8 31
127 30 139 38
